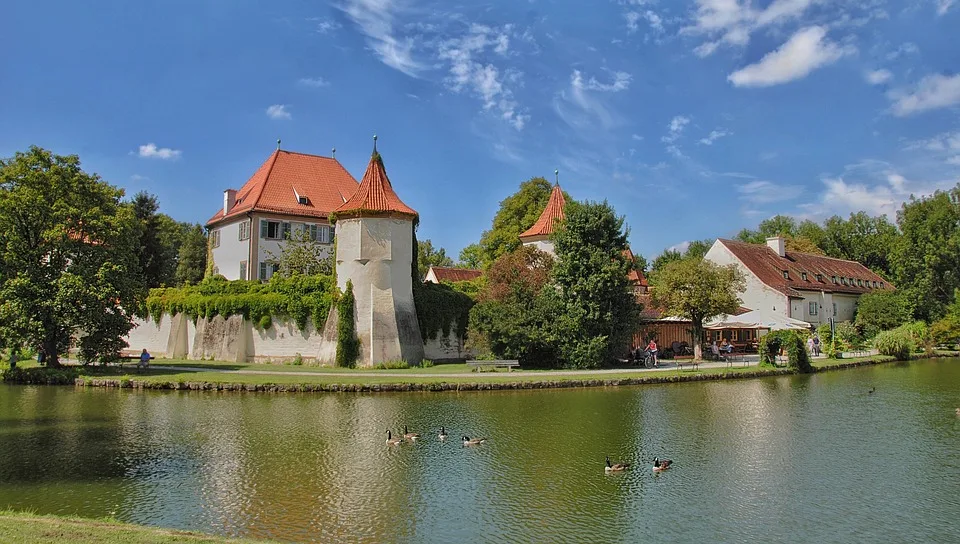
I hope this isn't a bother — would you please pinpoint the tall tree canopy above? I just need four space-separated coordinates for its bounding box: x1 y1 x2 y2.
551 200 639 368
819 212 898 277
0 147 142 365
417 239 454 280
891 187 960 321
175 225 207 285
650 258 745 360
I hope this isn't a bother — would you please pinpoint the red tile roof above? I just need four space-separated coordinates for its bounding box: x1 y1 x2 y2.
334 152 417 218
622 247 649 287
206 149 360 227
519 184 566 239
426 266 483 283
718 238 892 297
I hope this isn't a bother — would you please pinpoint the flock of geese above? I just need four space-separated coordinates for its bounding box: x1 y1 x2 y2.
386 426 671 473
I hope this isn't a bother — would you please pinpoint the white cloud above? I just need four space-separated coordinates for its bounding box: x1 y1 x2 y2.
662 115 690 143
313 18 342 33
699 129 732 145
632 133 644 141
298 77 330 87
936 0 956 16
728 26 854 88
685 0 814 56
736 180 802 204
554 69 632 130
266 104 292 120
948 156 960 165
667 241 691 253
905 131 960 152
340 0 422 77
886 42 919 61
579 70 632 92
888 74 960 116
865 69 892 85
625 11 641 33
137 143 181 160
438 24 528 130
130 174 151 182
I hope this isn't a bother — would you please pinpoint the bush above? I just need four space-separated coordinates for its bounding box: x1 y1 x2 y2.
931 316 960 348
873 326 915 359
258 315 273 330
855 290 913 338
419 359 434 368
336 281 360 368
375 360 410 369
758 330 812 372
290 353 303 366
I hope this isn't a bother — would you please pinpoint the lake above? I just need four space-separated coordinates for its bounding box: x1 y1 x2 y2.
1 359 959 543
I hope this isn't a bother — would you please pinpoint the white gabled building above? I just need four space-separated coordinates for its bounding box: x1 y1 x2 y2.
705 237 893 325
205 146 360 281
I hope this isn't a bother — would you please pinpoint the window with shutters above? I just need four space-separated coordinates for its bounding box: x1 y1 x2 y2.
259 261 280 281
239 261 247 280
809 302 818 316
211 229 221 248
260 220 289 240
238 221 250 241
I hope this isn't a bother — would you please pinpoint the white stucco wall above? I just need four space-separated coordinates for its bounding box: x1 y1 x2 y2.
126 315 175 356
705 241 787 315
335 216 424 366
248 318 324 363
423 330 472 361
522 239 555 257
210 218 250 280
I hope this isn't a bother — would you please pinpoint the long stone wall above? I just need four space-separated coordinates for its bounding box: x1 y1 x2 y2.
125 313 470 364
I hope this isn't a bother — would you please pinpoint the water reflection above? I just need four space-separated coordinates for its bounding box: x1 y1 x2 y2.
1 360 959 542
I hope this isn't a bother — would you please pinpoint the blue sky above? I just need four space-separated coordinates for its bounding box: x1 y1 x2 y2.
3 1 959 260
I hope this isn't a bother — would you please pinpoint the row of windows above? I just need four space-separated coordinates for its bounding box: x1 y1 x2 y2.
781 269 884 289
210 220 336 246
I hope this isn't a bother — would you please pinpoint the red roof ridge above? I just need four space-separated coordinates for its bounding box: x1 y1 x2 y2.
335 151 418 218
520 183 566 239
718 238 873 266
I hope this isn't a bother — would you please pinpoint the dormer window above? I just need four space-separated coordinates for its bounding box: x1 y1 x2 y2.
298 196 309 205
816 274 823 282
857 279 863 287
872 281 877 288
842 278 847 285
880 282 884 288
782 270 790 280
801 272 808 281
831 276 837 284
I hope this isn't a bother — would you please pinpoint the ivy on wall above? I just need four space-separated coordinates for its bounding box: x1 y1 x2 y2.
414 281 475 342
145 275 337 331
336 280 359 367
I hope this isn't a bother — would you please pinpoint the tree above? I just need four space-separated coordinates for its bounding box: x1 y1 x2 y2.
891 187 960 321
175 225 207 285
684 239 714 260
131 191 167 289
736 215 798 243
458 243 484 269
854 290 913 337
265 227 333 278
551 200 640 368
480 245 554 303
650 249 683 277
650 258 745 360
786 236 825 255
820 212 899 277
417 239 454 280
468 177 568 268
0 147 142 365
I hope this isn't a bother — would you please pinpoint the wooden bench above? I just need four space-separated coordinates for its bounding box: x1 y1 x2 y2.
466 360 519 372
118 352 154 369
676 359 700 371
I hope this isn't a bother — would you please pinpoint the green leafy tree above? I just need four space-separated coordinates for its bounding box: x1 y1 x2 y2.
0 146 142 366
891 187 960 321
417 239 454 280
650 249 682 277
175 225 207 285
684 239 714 260
854 290 914 337
131 191 167 288
820 212 899 277
468 177 569 268
736 215 798 244
650 258 746 360
458 242 484 269
551 200 640 368
265 227 333 278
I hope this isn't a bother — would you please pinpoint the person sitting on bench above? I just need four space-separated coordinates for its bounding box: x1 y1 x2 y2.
138 348 151 370
710 341 725 361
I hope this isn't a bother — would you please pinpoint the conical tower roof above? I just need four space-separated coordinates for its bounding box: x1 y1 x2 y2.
519 183 566 239
335 146 418 219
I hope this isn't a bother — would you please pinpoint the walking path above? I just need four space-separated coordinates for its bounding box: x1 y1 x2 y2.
147 357 766 379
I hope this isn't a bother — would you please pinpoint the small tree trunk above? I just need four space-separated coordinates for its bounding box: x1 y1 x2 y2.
43 339 60 368
692 321 704 360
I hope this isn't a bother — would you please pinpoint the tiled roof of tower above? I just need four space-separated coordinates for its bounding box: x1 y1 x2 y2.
206 149 360 227
622 248 649 287
718 239 893 297
519 184 566 239
334 152 418 218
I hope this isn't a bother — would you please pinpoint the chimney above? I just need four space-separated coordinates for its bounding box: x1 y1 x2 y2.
223 189 237 215
766 236 786 257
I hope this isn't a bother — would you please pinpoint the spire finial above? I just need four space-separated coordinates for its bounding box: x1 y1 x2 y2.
373 133 378 153
554 169 559 186
331 146 336 158
277 138 281 150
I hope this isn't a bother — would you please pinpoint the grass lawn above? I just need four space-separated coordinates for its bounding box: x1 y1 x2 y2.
0 511 269 544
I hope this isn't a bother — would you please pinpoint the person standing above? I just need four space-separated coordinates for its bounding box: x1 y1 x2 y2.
812 335 821 356
647 338 658 367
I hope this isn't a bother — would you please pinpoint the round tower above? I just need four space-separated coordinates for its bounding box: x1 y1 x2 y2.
519 170 566 258
332 137 424 367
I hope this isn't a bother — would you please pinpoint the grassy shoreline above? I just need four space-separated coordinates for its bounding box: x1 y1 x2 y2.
3 352 956 392
0 510 268 544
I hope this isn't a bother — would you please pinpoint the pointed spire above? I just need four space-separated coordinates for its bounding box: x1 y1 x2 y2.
277 138 282 150
519 178 567 240
332 146 336 158
335 142 417 219
554 169 560 187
